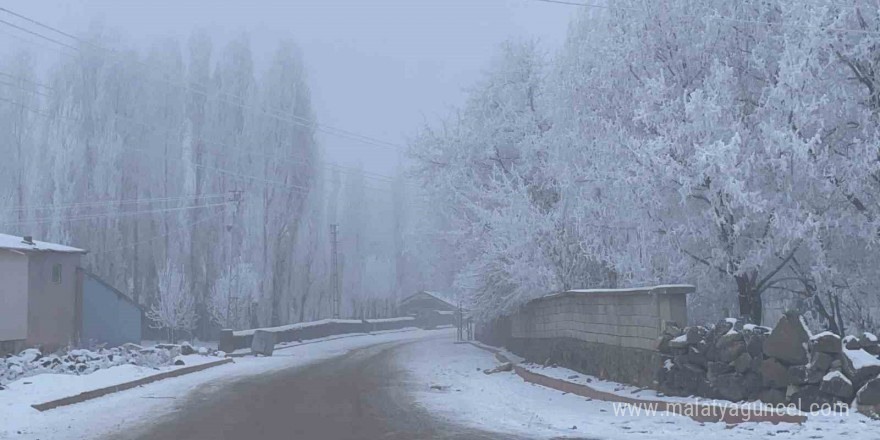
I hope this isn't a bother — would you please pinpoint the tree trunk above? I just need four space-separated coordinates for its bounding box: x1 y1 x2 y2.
735 272 762 324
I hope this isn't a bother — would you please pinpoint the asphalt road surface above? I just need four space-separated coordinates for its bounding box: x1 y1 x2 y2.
126 334 524 440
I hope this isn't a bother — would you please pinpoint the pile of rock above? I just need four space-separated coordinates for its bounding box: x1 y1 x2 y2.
0 342 217 387
656 310 880 413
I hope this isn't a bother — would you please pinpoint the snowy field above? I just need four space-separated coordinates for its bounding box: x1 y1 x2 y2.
405 338 880 440
0 329 442 440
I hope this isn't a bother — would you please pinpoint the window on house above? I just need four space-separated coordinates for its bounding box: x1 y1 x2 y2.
52 263 62 284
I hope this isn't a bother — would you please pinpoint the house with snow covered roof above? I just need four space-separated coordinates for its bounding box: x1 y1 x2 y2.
399 291 458 316
398 291 460 329
0 233 87 354
0 233 143 355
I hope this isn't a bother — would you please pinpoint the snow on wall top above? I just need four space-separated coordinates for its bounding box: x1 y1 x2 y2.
233 319 364 337
231 317 417 337
546 284 695 299
0 233 87 254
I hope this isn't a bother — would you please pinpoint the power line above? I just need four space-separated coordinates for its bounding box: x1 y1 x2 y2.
0 7 408 152
0 17 79 51
0 80 422 196
0 192 230 213
0 200 233 227
0 79 51 98
0 94 317 195
0 92 410 200
91 209 227 255
0 70 421 188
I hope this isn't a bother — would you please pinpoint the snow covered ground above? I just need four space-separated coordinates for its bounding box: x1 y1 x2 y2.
0 329 445 440
0 354 221 409
405 338 880 440
0 344 214 387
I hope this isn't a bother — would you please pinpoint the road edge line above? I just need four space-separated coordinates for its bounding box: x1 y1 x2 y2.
31 358 234 412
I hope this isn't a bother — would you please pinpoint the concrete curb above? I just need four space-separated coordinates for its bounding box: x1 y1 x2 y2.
31 358 234 412
467 341 807 425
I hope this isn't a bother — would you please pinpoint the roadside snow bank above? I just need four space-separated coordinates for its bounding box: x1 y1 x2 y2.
0 343 221 387
406 336 880 440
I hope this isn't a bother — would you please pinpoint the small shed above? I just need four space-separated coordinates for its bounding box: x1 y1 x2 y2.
398 290 458 316
0 233 87 354
75 269 143 348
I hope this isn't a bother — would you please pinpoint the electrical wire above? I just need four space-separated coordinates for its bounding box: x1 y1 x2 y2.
0 87 420 197
0 70 420 188
90 209 227 255
0 200 234 227
0 192 230 213
0 7 407 152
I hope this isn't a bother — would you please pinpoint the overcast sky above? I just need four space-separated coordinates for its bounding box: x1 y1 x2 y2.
3 0 574 175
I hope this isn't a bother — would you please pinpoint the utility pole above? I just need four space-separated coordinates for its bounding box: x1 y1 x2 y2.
330 224 340 319
226 189 243 328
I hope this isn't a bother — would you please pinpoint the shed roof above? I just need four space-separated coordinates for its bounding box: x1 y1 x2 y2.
0 233 87 254
400 290 458 309
78 268 144 312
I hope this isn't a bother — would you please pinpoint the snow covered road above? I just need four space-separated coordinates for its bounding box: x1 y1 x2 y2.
129 330 516 440
6 328 879 440
2 329 476 440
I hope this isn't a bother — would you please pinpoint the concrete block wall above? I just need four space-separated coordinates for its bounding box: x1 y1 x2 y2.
498 285 694 387
511 285 692 352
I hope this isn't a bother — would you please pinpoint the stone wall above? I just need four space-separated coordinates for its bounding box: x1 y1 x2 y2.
482 285 694 387
657 312 880 412
478 285 880 413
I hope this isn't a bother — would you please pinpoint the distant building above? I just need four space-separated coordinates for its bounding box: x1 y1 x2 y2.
399 291 458 316
75 268 143 348
0 233 87 354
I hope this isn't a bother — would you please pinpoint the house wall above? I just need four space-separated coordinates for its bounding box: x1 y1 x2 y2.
79 271 142 347
0 250 29 346
481 286 693 388
26 252 81 351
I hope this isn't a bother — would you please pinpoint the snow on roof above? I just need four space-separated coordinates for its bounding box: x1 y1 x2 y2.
401 290 457 307
0 233 87 254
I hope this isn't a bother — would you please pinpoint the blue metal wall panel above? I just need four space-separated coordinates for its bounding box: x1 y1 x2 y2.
81 274 141 347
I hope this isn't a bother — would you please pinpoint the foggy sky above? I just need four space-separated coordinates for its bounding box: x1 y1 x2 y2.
3 0 573 176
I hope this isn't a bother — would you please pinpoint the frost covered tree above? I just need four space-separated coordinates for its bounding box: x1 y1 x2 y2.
147 263 197 342
411 39 616 319
208 259 259 330
0 28 326 337
410 0 880 331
